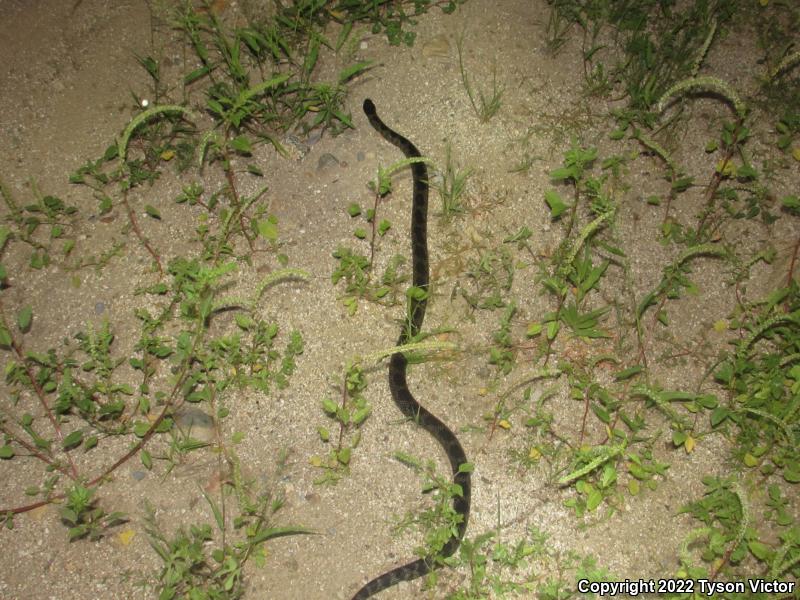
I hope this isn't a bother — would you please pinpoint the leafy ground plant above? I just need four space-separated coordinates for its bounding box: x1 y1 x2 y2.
144 452 312 600
313 361 371 484
456 31 503 123
431 144 473 221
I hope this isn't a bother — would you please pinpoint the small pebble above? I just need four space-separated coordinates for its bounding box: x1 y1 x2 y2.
317 153 340 170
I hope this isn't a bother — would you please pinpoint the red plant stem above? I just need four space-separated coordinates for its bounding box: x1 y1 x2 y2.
121 190 163 275
0 301 79 479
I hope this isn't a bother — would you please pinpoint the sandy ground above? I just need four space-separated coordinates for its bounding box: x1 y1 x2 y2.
0 1 797 599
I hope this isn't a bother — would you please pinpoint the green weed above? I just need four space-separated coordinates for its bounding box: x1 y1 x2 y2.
0 178 78 269
393 451 471 570
314 361 370 484
448 526 611 599
335 0 466 47
457 32 503 123
489 302 517 375
458 245 515 311
144 458 311 599
60 484 127 542
331 246 406 315
313 338 455 485
431 144 473 221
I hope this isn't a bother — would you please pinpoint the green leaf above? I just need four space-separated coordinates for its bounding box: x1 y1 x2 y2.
234 314 254 330
247 164 264 177
714 361 733 384
696 394 718 409
0 326 11 348
322 398 337 415
591 403 610 423
186 66 211 84
781 195 800 213
748 540 770 561
407 286 427 302
597 241 625 256
352 406 371 425
0 445 14 459
658 391 695 402
230 136 252 154
526 322 542 337
586 485 602 511
600 464 616 487
549 166 575 181
257 218 278 241
0 226 10 250
147 283 169 295
144 205 161 219
737 164 758 180
783 468 800 483
338 60 373 84
98 196 113 214
248 526 315 545
133 421 150 437
628 463 649 480
671 176 693 192
206 97 225 116
544 190 567 218
710 407 729 427
17 306 32 333
613 365 643 381
62 430 83 450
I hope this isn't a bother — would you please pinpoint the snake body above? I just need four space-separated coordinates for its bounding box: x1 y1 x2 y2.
352 99 471 599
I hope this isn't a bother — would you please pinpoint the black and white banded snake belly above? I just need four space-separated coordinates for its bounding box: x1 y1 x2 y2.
352 99 471 599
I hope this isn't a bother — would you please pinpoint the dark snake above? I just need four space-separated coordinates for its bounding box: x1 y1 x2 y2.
352 99 471 599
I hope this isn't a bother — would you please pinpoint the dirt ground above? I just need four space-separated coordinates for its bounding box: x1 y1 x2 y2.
0 1 797 599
